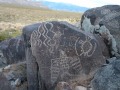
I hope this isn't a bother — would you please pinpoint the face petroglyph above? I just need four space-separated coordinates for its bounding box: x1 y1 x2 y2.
75 36 97 57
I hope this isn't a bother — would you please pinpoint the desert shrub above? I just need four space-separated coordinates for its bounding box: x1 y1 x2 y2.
0 29 21 41
0 31 11 41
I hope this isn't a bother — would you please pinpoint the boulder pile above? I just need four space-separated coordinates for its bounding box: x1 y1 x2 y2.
80 5 120 90
0 5 120 90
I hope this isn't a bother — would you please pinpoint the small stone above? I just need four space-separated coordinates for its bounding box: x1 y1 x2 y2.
55 82 72 90
11 81 15 87
3 65 11 70
15 78 21 87
75 86 87 90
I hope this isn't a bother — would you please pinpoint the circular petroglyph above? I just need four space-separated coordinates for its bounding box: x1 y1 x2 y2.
75 36 97 57
82 40 92 53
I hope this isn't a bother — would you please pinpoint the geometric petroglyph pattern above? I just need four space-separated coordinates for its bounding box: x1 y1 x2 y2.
101 9 111 15
75 36 97 57
51 57 69 84
98 10 120 30
51 56 81 84
107 20 119 29
31 22 63 53
31 25 42 48
101 11 120 23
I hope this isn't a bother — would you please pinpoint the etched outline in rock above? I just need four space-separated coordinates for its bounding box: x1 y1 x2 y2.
44 22 56 52
51 57 69 84
31 24 42 48
51 55 81 85
75 36 97 57
31 22 63 54
101 9 111 15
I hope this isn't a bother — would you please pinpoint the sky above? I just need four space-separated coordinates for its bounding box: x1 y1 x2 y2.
36 0 120 8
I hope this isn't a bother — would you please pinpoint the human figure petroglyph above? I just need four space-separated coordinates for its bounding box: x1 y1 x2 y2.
25 21 109 90
51 50 82 85
51 50 69 84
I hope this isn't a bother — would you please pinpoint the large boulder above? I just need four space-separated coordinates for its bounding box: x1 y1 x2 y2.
0 36 25 64
81 5 120 55
25 21 109 90
92 59 120 90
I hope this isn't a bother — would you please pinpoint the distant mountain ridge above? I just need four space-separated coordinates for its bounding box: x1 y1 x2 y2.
0 0 89 12
0 0 47 8
41 1 89 12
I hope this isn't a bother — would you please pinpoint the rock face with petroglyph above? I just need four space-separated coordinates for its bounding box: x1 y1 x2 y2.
26 21 109 90
81 5 120 56
92 59 120 90
0 36 25 64
22 23 42 48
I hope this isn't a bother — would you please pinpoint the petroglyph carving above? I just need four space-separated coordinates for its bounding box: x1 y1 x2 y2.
107 20 119 28
44 22 63 52
31 22 63 53
101 9 111 15
51 51 81 84
31 25 42 48
26 21 110 90
69 57 81 70
101 11 120 23
75 36 97 57
51 51 69 84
